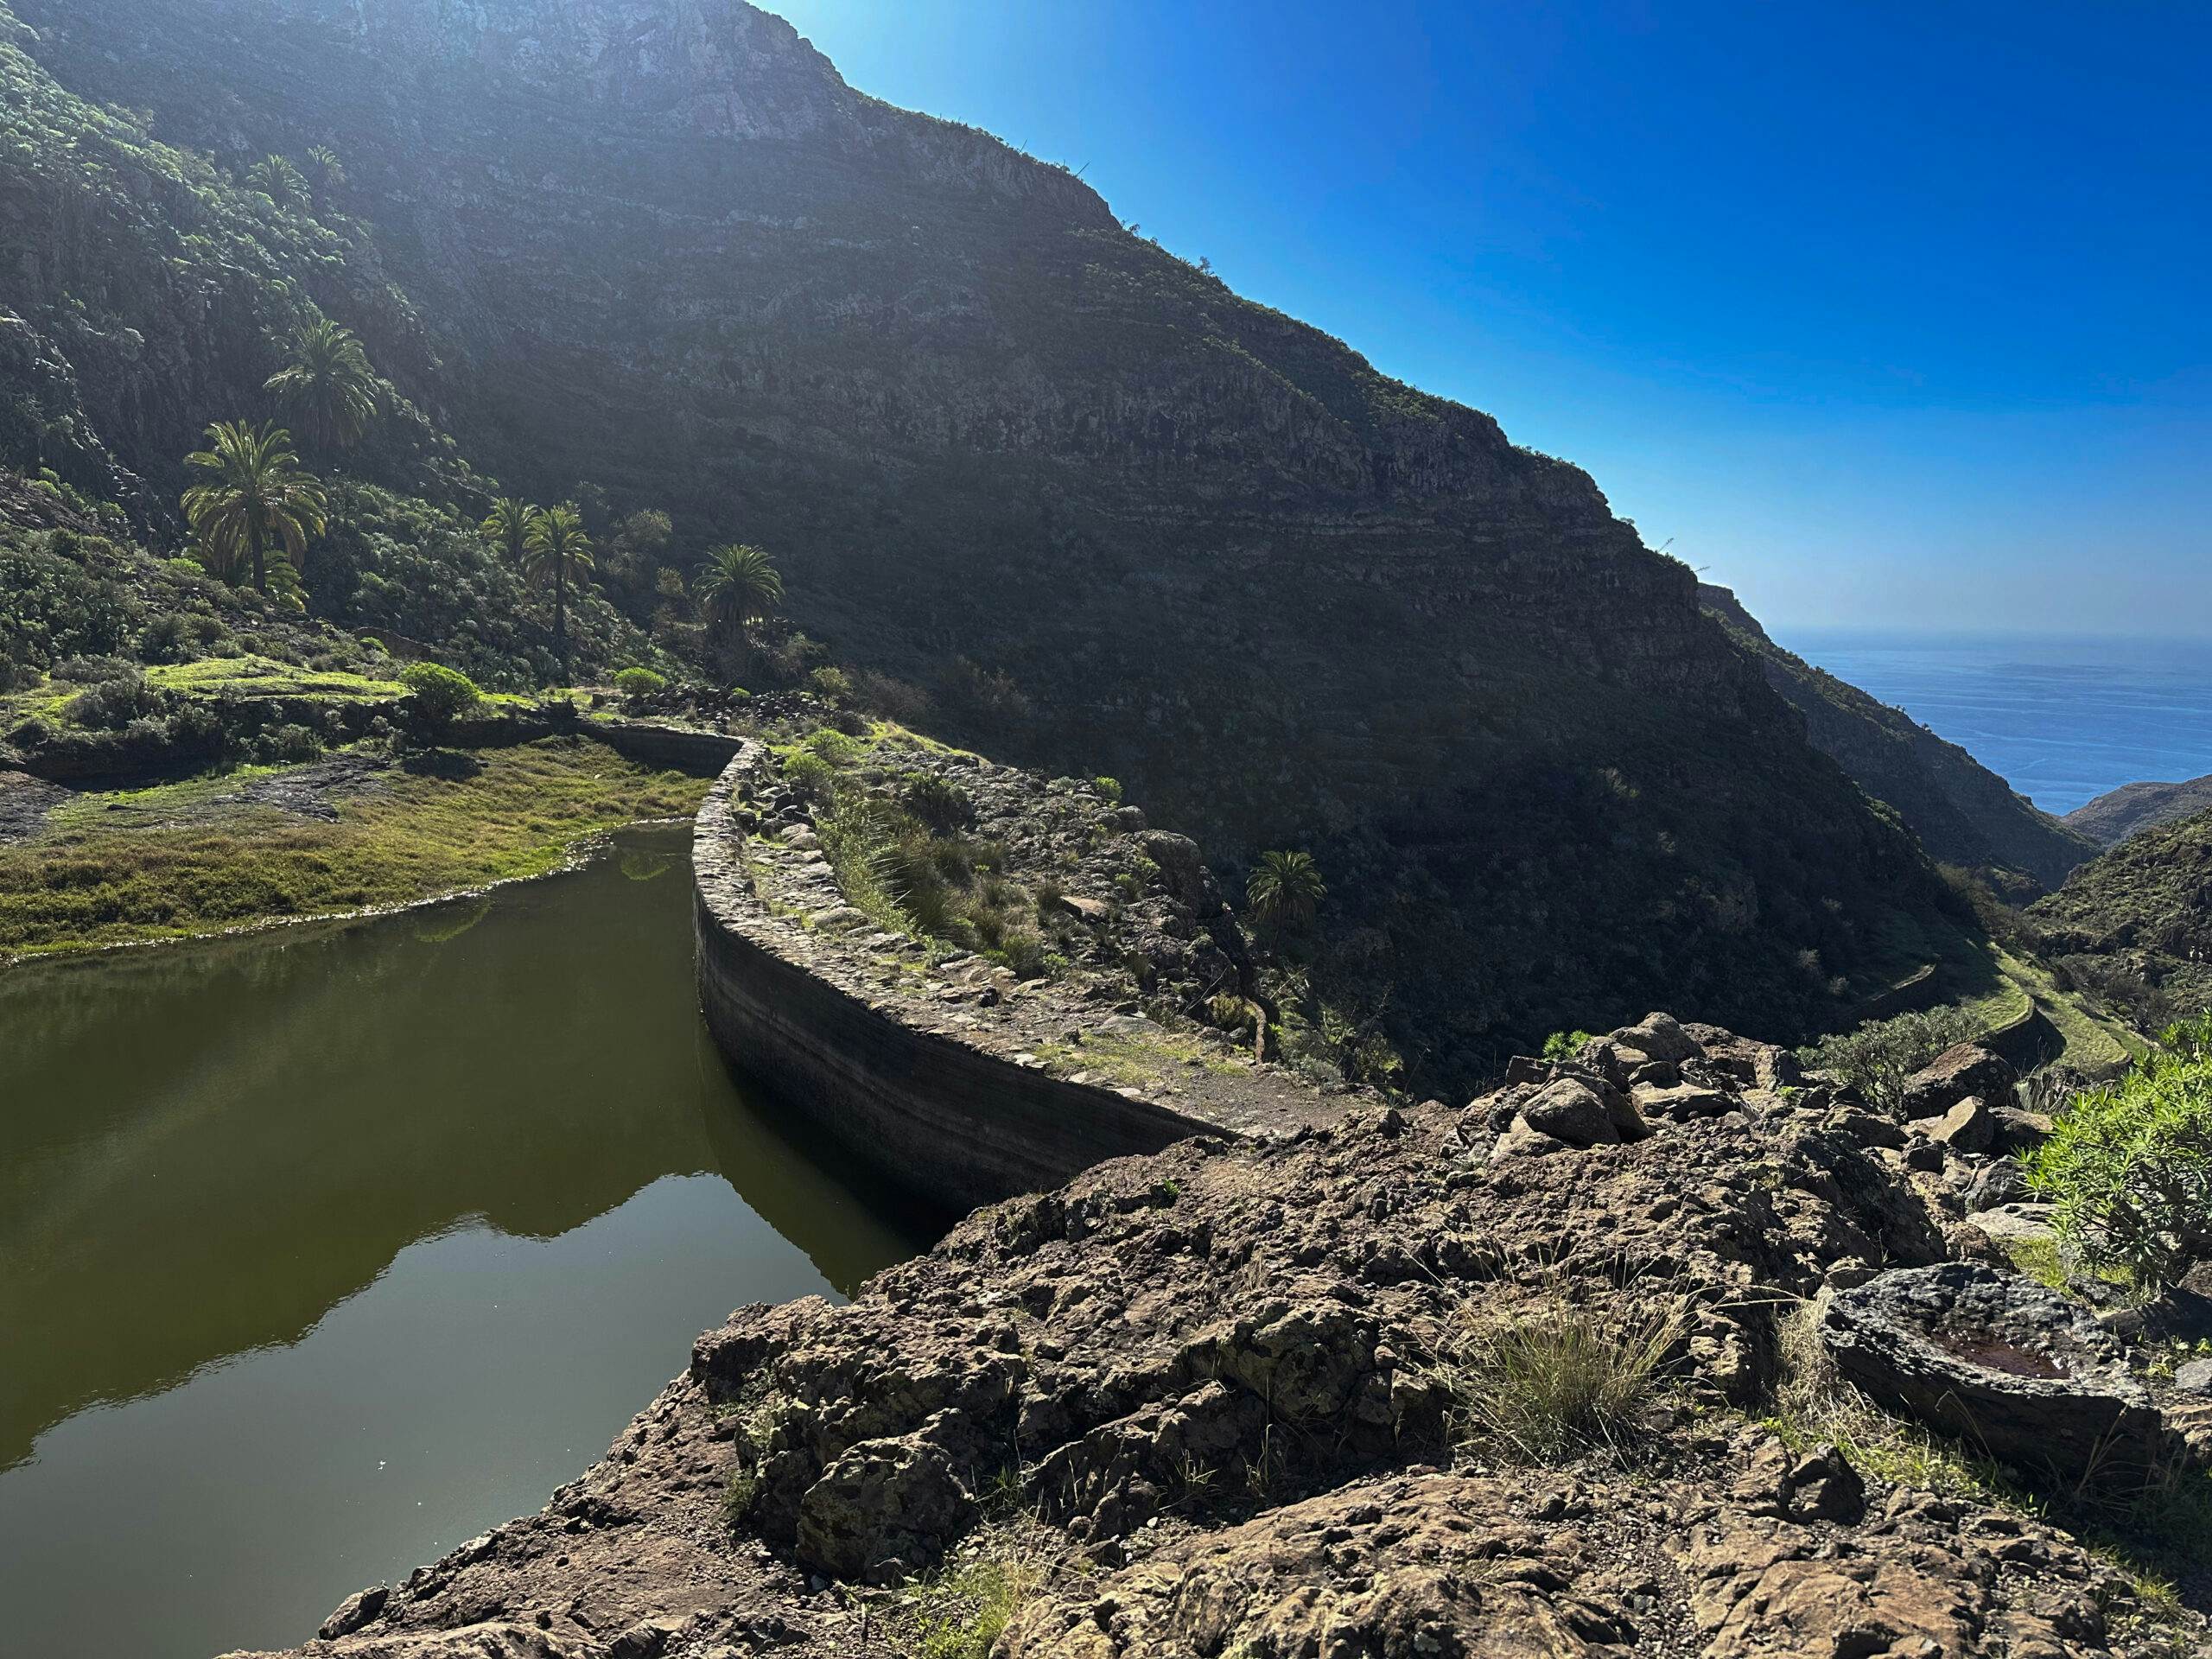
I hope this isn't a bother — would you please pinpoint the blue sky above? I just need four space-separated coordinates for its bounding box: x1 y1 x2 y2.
754 1 2209 634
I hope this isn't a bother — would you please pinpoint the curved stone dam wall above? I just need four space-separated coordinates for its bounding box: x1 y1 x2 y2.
692 741 1331 1211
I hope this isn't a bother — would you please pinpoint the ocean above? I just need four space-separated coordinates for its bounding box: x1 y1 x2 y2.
1777 632 2212 818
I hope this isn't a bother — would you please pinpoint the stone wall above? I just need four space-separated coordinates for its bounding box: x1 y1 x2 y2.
690 745 1321 1211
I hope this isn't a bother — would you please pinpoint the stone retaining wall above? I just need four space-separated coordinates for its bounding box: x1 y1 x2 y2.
691 745 1319 1211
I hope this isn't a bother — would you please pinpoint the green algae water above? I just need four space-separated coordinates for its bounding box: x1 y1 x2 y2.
0 825 936 1659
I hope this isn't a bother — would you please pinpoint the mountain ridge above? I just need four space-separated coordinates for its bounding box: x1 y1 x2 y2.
2065 773 2212 849
5 0 1962 1081
1699 584 2094 891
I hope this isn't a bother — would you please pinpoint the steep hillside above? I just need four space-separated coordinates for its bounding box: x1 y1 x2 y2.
1701 585 2094 890
2030 805 2212 1030
7 0 1967 1081
2066 774 2212 849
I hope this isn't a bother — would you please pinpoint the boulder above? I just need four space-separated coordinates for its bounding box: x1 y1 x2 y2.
1989 1106 2054 1154
1519 1077 1620 1147
1961 1203 2056 1248
795 1433 976 1582
1490 1119 1567 1160
1924 1096 1996 1154
1136 830 1225 913
1632 1080 1737 1121
1611 1011 1700 1064
1821 1262 2167 1491
1823 1106 1904 1150
2177 1358 2212 1396
1964 1160 2031 1212
1899 1044 2018 1121
317 1584 388 1640
1055 893 1113 923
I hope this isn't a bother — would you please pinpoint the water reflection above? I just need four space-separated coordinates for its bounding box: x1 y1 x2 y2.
0 827 936 1658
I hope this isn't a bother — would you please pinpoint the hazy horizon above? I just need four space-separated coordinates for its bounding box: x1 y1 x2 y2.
759 0 2212 639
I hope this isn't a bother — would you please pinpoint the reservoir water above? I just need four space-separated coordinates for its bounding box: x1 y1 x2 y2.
0 825 936 1659
1783 631 2212 817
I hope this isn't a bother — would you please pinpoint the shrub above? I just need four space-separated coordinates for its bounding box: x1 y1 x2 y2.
53 653 137 684
808 664 853 702
801 728 863 767
1796 1005 1982 1112
398 661 481 735
855 669 930 723
2024 1014 2212 1287
612 665 666 702
1093 775 1122 805
901 772 976 833
64 673 167 730
998 930 1048 979
781 749 834 800
1541 1029 1596 1061
254 722 323 764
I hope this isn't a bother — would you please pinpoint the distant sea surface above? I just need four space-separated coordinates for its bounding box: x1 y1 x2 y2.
1777 632 2212 817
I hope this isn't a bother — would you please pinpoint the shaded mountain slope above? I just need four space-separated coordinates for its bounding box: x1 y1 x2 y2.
8 0 1967 1080
2029 804 2212 1029
2065 774 2212 849
1700 585 2094 891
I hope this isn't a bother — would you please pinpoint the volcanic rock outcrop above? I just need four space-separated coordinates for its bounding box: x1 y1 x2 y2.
232 1016 2210 1658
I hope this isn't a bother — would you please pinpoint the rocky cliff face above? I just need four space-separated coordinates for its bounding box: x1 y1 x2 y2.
10 0 1961 1078
1700 585 2094 892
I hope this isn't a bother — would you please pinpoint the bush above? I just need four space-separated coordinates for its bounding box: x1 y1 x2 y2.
808 664 853 702
901 772 976 833
782 749 833 800
1797 1005 1982 1112
64 673 167 730
398 661 481 735
253 722 323 764
612 665 666 702
855 669 930 723
2024 1014 2212 1287
1093 775 1122 805
801 728 863 767
1541 1029 1596 1061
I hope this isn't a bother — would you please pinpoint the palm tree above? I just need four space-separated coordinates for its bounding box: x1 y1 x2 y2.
481 497 540 567
696 543 784 639
307 145 347 193
265 316 381 451
181 421 327 596
245 154 310 211
1247 849 1325 930
523 503 594 668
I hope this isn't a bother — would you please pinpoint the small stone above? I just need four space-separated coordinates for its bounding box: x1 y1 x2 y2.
2175 1358 2212 1395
